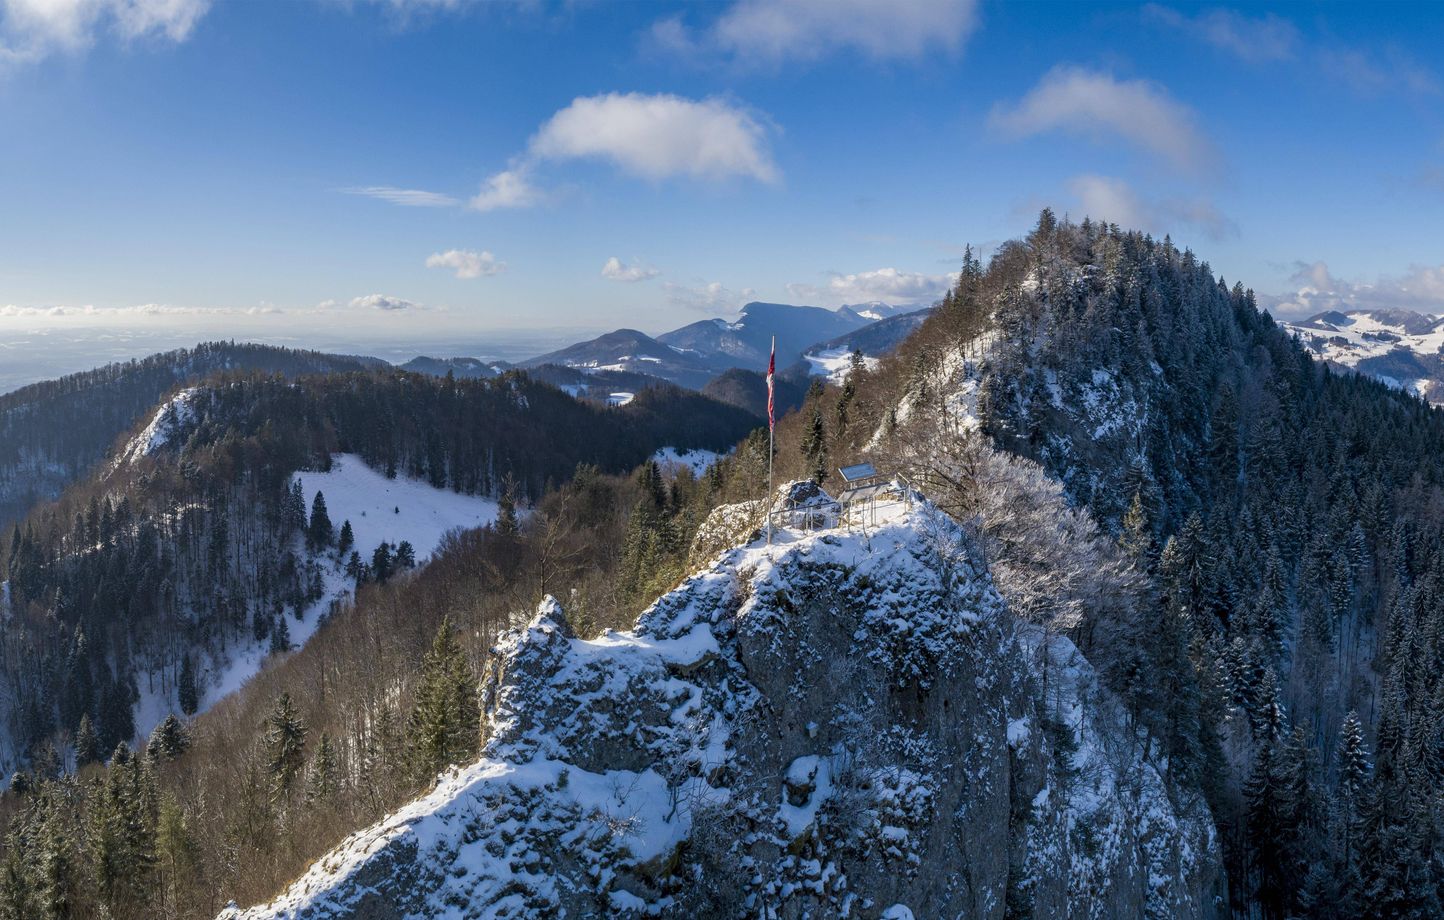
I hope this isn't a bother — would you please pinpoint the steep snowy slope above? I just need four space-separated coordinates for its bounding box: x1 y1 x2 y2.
224 484 1218 920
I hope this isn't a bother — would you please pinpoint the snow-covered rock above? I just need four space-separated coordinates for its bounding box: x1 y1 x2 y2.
223 486 1219 920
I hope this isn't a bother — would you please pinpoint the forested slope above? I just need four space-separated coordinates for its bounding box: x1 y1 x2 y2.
0 343 384 531
789 214 1444 917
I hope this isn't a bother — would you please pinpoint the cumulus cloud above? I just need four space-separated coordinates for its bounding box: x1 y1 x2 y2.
601 257 660 283
787 267 954 307
652 0 978 66
468 167 540 212
990 66 1218 176
1 0 208 66
425 248 505 279
361 92 777 213
1066 174 1236 241
349 293 420 312
529 92 777 183
1262 261 1444 319
343 186 460 208
665 280 755 314
1144 5 1298 63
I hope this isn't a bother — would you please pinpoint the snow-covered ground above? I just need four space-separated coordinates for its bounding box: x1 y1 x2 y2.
293 454 500 566
606 391 635 406
117 387 199 465
133 454 499 746
650 446 724 476
805 346 877 385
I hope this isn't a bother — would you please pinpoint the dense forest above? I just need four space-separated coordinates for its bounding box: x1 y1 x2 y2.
775 214 1444 918
0 343 385 532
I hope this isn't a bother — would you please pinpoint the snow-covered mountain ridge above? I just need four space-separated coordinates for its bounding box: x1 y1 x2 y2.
224 483 1218 919
1282 308 1444 402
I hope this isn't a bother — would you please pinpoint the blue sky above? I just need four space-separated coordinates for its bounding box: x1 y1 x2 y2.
1 0 1442 370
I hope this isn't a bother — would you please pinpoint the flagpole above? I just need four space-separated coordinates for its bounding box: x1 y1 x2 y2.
767 335 775 547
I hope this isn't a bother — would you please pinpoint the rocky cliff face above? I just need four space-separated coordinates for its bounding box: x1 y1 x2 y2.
224 485 1220 919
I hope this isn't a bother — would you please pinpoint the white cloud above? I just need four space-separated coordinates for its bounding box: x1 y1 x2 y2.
787 267 954 306
468 167 540 212
529 92 778 183
990 66 1217 176
665 280 755 314
1 0 208 65
425 248 505 279
349 293 420 312
1066 174 1236 241
601 257 660 283
1144 5 1298 63
654 0 979 66
1263 261 1444 319
343 186 459 208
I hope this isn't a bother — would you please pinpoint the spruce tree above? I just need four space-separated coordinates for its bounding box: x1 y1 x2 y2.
74 714 101 768
269 615 291 655
307 492 333 550
177 656 198 717
264 692 307 803
801 406 828 485
496 478 520 537
146 715 190 762
371 542 393 585
337 520 354 558
408 616 480 781
305 733 339 806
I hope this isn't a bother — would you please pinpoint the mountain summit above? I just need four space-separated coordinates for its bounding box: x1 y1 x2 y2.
224 482 1218 919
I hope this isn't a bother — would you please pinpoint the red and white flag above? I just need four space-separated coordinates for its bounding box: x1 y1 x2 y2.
766 339 776 431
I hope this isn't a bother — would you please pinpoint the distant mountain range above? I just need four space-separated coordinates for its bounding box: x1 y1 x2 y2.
513 301 928 393
1282 309 1444 403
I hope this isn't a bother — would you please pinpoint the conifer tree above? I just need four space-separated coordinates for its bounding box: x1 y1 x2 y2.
307 491 333 550
146 715 190 762
371 542 393 585
337 520 354 558
264 692 307 803
177 656 198 717
394 540 415 569
496 476 520 537
305 733 339 806
269 615 291 655
74 714 101 768
408 616 479 781
801 406 828 485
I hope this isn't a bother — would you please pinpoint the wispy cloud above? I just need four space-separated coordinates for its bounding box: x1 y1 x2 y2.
343 186 459 208
1262 261 1444 319
425 249 505 279
665 280 755 314
1144 5 1298 63
990 66 1218 176
649 0 979 67
600 257 660 283
1145 5 1439 98
1317 44 1440 98
1066 174 1236 241
1 0 209 68
786 267 954 306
